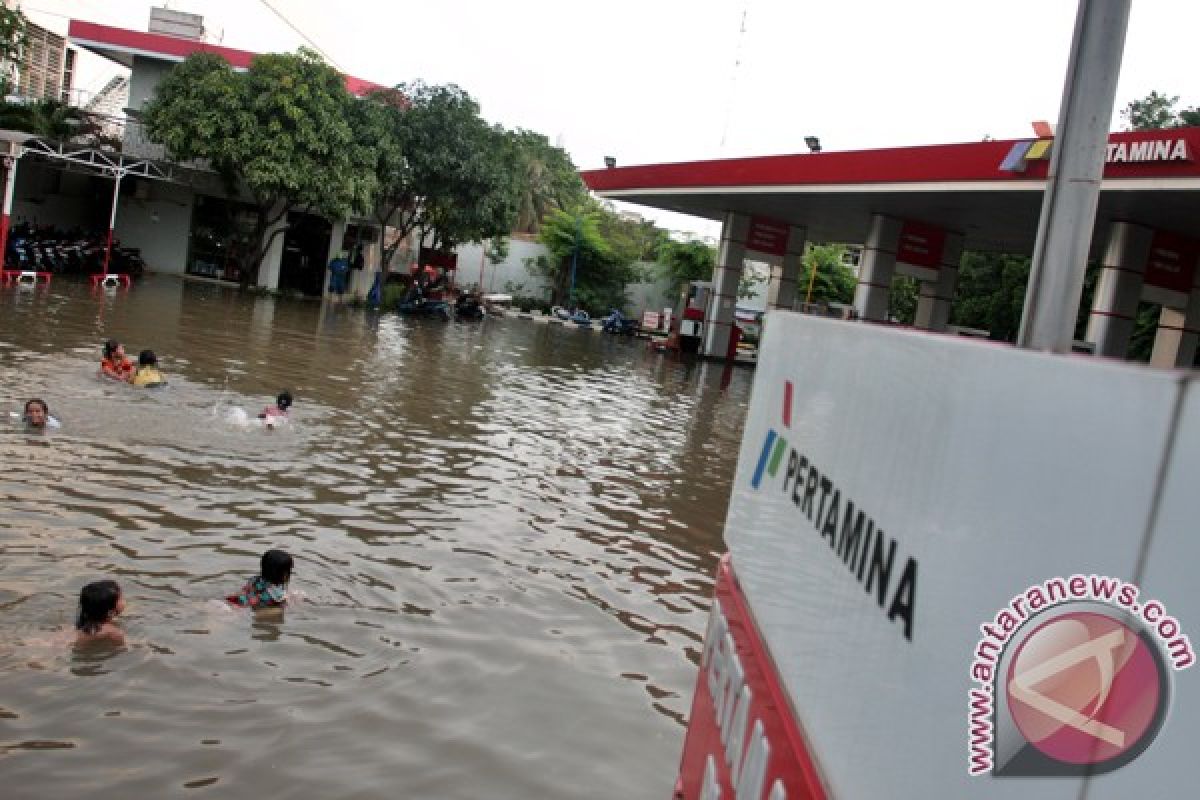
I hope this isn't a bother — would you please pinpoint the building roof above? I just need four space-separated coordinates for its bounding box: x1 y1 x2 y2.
581 128 1200 254
67 19 384 96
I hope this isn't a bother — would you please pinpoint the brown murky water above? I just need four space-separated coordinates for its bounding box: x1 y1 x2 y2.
0 276 752 799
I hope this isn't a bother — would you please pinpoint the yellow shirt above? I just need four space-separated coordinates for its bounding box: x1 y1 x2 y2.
133 366 166 387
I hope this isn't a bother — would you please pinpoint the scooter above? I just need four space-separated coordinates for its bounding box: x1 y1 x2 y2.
397 282 451 319
601 309 639 335
454 292 485 320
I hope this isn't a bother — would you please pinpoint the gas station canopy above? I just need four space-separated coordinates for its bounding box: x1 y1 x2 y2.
581 128 1200 256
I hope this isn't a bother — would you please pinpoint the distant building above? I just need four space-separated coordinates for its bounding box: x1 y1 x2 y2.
4 9 77 103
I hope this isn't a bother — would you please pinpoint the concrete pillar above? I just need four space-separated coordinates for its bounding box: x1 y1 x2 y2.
257 203 289 291
853 214 902 322
1150 266 1200 369
323 218 347 300
767 224 807 311
1085 221 1152 357
701 212 750 358
913 232 964 332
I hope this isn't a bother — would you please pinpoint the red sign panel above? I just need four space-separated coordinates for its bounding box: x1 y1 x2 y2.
675 556 825 800
1144 230 1199 294
747 216 791 256
896 220 947 270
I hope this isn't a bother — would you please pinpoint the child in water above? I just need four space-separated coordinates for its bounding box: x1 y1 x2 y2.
22 398 60 430
132 349 167 388
76 580 126 642
227 549 293 609
257 391 292 427
100 340 135 382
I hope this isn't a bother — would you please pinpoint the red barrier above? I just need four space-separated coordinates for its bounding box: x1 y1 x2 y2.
1 269 51 286
91 273 132 289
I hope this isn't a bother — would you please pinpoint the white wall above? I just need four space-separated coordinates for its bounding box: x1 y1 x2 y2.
456 237 554 297
115 180 195 274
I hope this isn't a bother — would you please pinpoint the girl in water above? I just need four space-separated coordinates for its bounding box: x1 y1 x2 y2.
76 580 126 643
227 549 293 609
257 391 292 429
99 340 135 382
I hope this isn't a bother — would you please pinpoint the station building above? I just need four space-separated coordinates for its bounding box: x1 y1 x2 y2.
581 128 1200 367
5 8 386 298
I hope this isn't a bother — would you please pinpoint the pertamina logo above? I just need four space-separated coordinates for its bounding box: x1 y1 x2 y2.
750 380 918 641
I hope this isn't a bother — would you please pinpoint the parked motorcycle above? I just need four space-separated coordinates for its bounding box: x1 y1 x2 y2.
601 309 639 335
397 282 451 319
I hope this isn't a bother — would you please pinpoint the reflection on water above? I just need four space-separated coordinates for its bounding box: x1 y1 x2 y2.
0 276 752 799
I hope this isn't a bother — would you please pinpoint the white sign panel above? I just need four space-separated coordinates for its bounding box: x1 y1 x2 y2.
723 313 1192 797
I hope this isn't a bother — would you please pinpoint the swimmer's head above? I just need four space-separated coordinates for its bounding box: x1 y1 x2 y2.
276 391 293 412
76 580 124 634
23 398 48 428
261 549 293 586
138 349 157 367
103 340 123 360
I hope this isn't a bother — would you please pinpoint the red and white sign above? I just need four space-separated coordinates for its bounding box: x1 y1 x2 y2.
675 556 825 800
747 216 790 257
642 311 662 331
1143 230 1199 297
895 220 947 280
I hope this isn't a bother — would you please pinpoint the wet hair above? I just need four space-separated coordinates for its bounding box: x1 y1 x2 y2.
276 391 293 411
261 549 293 586
138 349 157 367
103 339 120 359
76 580 121 634
24 398 48 416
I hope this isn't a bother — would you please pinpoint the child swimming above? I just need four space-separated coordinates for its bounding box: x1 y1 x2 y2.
227 549 293 609
100 340 135 382
22 398 61 430
76 580 126 642
132 349 167 388
257 391 292 429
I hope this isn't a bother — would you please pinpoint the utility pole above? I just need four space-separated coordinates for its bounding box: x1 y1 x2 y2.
1017 0 1131 352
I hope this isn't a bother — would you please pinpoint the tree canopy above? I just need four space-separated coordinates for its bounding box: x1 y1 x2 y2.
0 5 26 96
1120 90 1200 130
142 49 375 285
531 202 649 313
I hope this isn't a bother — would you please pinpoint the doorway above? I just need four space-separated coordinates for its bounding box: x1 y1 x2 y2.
278 212 332 296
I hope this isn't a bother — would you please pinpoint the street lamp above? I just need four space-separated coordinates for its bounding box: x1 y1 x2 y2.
804 136 822 153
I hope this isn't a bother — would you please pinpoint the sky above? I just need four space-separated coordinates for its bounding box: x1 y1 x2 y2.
23 0 1200 236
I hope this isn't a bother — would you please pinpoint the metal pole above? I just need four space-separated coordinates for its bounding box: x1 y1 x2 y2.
0 154 19 270
102 171 123 277
804 254 818 306
1016 0 1131 352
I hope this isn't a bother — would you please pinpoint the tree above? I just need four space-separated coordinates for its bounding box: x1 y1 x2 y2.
531 202 645 313
1120 89 1200 131
142 49 375 286
890 276 919 324
798 244 857 306
506 129 587 233
657 239 715 296
949 252 1031 341
0 98 98 141
0 5 27 96
361 82 518 274
738 263 766 300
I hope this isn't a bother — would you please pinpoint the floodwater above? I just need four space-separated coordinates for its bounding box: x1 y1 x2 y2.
0 276 753 799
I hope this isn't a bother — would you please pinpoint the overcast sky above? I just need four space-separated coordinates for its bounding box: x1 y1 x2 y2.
25 0 1200 235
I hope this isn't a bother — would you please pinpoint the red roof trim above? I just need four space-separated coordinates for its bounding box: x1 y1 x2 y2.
67 19 385 96
581 128 1200 192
